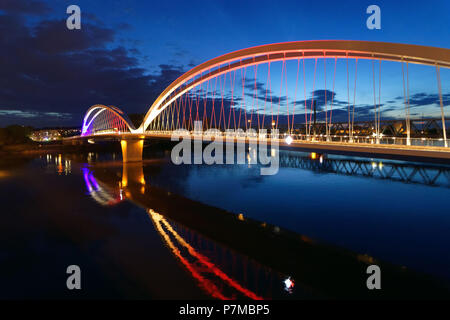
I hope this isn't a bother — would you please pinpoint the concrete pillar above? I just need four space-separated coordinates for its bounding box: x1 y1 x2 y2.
120 138 144 162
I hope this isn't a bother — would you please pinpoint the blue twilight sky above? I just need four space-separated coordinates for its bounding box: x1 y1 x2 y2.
0 0 449 127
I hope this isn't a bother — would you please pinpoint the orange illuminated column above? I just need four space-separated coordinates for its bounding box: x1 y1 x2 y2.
120 138 144 162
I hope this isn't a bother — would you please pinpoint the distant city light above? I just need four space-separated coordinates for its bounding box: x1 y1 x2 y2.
285 135 293 145
30 128 81 142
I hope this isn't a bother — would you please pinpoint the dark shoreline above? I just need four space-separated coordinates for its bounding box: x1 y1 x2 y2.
0 142 119 158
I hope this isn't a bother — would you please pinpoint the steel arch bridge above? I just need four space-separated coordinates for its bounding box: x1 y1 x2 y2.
140 40 450 132
81 104 136 136
77 40 450 161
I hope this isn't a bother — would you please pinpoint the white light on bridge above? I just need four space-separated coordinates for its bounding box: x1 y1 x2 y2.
284 277 295 292
285 135 293 145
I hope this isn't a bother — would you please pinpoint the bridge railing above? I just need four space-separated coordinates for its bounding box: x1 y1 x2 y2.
143 130 449 148
287 134 448 147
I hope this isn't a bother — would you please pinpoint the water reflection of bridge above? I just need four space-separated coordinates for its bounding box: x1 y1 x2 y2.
155 151 450 188
82 163 298 299
74 157 450 300
148 210 270 300
279 152 450 187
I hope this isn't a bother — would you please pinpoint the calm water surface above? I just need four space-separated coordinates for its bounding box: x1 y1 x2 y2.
1 148 449 299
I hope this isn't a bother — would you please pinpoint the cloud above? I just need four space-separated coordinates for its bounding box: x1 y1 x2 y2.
0 0 50 15
408 92 450 108
389 92 450 110
243 78 349 111
0 109 71 119
0 109 72 126
292 90 347 111
0 9 186 127
33 20 115 54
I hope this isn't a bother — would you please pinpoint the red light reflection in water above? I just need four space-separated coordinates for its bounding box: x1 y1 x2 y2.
148 209 263 300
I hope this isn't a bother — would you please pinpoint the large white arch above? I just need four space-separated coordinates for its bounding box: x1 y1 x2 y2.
138 40 450 132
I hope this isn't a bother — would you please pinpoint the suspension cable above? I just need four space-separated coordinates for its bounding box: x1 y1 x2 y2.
436 64 448 147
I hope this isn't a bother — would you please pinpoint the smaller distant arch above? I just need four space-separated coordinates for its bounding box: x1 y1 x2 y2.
81 104 136 136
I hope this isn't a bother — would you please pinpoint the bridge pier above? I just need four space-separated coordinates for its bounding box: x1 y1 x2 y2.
120 138 144 162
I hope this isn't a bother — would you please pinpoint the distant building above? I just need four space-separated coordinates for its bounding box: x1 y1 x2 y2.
30 127 81 142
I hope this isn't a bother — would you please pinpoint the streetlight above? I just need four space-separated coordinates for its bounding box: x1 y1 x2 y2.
285 135 293 145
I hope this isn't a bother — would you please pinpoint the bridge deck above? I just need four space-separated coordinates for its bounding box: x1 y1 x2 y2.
66 132 450 161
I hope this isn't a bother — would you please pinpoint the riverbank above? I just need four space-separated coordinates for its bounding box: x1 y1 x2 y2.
0 142 120 157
